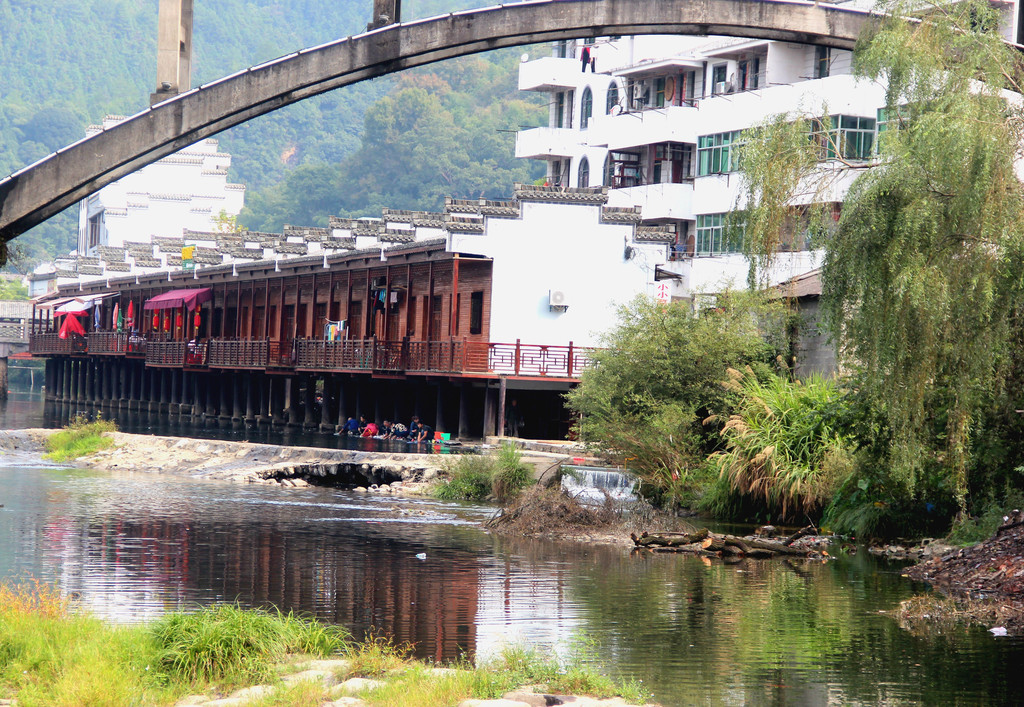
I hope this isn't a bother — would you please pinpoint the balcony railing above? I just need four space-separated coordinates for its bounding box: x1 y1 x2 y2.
89 332 127 355
146 341 187 367
208 339 269 368
294 338 592 378
29 332 86 355
29 334 596 379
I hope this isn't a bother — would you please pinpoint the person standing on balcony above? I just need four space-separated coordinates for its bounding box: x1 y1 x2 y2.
580 45 590 72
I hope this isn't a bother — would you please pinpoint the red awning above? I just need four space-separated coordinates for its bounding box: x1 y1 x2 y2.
143 288 213 311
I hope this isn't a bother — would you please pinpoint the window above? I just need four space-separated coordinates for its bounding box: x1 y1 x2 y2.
606 82 619 114
580 87 593 129
697 131 743 175
554 93 565 128
695 214 743 256
711 64 728 94
607 151 641 188
652 143 693 183
814 46 831 79
578 156 590 187
469 291 484 335
87 212 104 249
655 77 666 108
603 153 613 186
813 115 876 161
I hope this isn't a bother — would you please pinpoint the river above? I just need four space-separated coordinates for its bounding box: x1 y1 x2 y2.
1 391 1023 705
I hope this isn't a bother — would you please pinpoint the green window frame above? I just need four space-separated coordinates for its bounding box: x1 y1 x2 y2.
695 214 743 256
813 115 876 161
697 131 743 176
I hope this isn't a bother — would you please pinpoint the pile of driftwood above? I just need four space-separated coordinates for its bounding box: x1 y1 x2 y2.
630 526 827 559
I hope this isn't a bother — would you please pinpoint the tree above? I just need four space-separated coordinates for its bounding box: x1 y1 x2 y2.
565 294 789 505
737 0 1024 521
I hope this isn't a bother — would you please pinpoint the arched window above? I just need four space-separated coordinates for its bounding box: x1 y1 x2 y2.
603 153 613 186
578 157 590 188
580 87 593 129
606 82 619 114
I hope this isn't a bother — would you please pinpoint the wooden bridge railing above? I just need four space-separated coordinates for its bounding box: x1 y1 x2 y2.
208 339 269 368
146 341 187 367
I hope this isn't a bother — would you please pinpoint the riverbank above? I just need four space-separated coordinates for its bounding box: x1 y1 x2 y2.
901 510 1024 635
0 428 448 496
0 586 659 707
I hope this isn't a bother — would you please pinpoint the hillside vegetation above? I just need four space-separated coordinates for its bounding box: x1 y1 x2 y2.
1 0 544 267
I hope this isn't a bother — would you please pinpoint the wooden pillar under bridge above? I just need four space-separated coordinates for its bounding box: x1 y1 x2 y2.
303 376 317 429
497 376 507 438
435 383 445 434
218 372 231 419
232 373 244 422
458 381 470 440
192 371 203 420
0 356 7 402
483 385 497 438
245 374 256 422
52 359 62 402
319 376 333 432
335 377 348 431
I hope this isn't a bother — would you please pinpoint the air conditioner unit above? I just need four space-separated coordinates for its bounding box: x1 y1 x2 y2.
549 289 569 310
371 276 387 289
714 81 728 95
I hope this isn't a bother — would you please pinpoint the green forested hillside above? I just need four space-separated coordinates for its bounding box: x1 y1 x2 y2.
0 0 545 267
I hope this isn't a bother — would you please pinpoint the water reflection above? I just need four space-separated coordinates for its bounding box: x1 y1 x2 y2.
36 400 453 454
2 459 1024 704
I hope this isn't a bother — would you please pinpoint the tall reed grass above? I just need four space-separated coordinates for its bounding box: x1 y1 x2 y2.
709 366 851 521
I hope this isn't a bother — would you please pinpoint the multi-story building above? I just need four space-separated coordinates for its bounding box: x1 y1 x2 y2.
515 33 895 302
73 115 246 265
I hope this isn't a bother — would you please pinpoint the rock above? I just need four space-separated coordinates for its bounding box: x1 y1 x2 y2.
280 668 337 686
174 695 211 706
306 658 352 673
353 486 368 493
501 690 555 706
332 677 386 695
324 698 368 707
458 700 534 707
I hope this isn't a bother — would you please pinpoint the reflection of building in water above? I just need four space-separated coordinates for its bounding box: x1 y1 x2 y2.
473 548 584 660
39 506 480 660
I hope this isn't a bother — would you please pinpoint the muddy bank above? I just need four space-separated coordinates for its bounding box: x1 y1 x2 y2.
903 510 1024 634
0 428 446 495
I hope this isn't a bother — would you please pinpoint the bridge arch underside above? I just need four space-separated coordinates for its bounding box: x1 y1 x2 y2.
0 0 877 242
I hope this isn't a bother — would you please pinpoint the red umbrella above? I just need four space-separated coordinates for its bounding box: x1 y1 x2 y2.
58 311 86 339
126 300 135 328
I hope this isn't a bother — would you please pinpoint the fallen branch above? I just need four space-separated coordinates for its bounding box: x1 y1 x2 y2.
631 528 824 558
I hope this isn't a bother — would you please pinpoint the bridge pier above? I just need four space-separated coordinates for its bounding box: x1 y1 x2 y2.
458 382 470 439
231 373 243 422
302 376 317 430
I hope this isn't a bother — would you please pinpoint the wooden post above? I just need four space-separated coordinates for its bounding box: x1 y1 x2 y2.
497 376 507 437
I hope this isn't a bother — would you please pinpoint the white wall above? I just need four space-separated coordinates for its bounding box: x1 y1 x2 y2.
450 200 666 347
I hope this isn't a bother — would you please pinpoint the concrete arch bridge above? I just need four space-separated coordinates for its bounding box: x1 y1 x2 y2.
0 0 880 253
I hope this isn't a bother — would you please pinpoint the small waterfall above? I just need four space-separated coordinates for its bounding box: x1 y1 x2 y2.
561 465 638 504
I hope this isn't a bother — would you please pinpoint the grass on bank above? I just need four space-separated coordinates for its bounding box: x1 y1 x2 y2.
433 442 533 503
0 582 646 707
43 416 117 462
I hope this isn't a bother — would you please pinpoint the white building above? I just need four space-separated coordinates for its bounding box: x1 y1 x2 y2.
75 115 246 262
515 33 899 299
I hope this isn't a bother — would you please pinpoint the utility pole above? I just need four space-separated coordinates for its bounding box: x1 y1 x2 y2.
151 0 194 105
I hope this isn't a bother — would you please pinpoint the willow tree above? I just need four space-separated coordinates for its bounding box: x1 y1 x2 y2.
737 0 1024 516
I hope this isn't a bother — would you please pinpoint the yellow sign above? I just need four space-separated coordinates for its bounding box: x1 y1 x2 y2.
182 246 195 260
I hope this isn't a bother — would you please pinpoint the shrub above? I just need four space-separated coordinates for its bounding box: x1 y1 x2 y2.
433 454 496 501
43 416 117 462
150 604 348 686
491 443 532 503
709 367 849 522
434 444 533 502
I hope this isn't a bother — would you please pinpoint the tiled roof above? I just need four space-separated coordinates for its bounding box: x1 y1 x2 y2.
514 183 608 204
601 206 643 224
105 262 131 272
634 225 676 242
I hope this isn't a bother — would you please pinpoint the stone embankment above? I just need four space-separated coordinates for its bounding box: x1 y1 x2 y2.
0 429 446 495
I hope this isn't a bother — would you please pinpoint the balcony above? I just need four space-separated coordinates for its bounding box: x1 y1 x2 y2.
208 339 269 368
607 182 694 221
89 332 127 355
515 127 579 160
591 105 699 152
29 334 597 380
518 56 581 92
29 332 85 355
